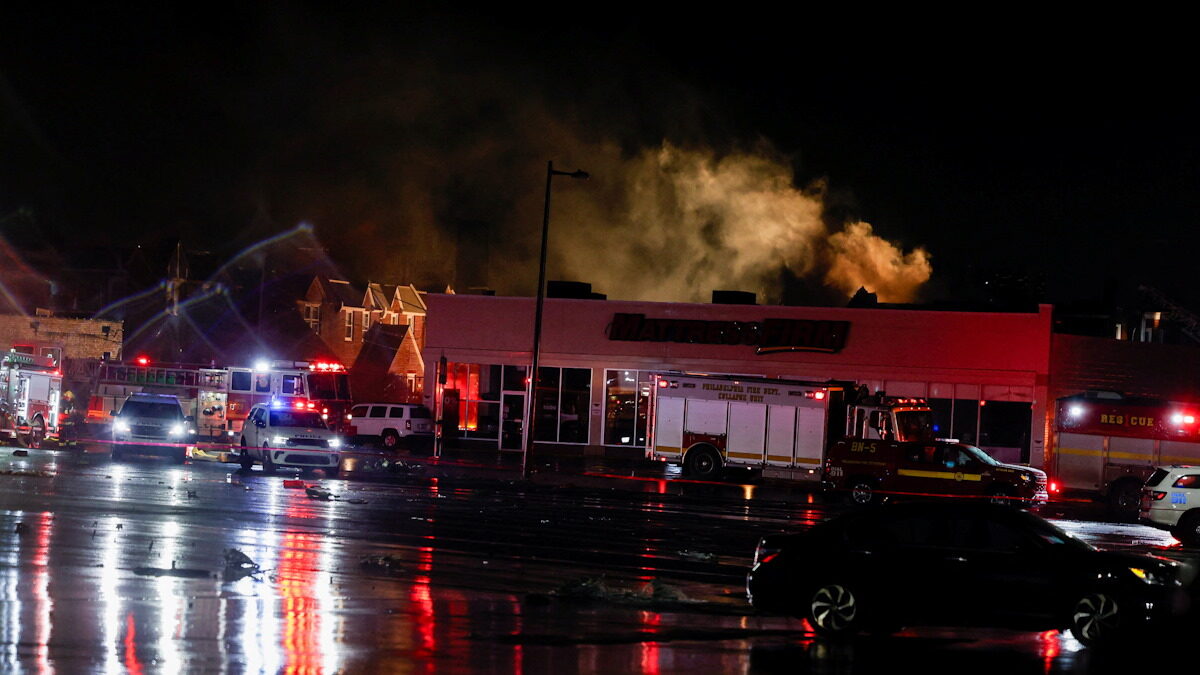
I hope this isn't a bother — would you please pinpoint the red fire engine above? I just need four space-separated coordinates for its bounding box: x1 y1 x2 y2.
1053 391 1200 516
0 351 63 448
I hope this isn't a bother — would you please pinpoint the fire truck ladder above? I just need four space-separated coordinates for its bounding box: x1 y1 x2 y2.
1138 285 1200 344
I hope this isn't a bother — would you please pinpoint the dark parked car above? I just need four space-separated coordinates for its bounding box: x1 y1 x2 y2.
746 501 1192 646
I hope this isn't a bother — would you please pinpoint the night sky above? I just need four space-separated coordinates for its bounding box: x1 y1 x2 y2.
3 5 1198 311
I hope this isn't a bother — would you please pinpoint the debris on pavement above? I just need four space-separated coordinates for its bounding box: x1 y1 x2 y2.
552 575 698 607
359 554 405 576
12 450 28 457
678 549 717 562
223 548 262 581
0 468 54 477
134 561 213 578
305 486 333 500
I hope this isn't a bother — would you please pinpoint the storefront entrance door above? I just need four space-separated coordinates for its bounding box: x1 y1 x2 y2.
501 393 525 450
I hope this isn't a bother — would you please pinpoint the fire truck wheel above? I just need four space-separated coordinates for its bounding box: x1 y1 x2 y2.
381 430 400 450
1107 479 1143 521
848 478 878 505
239 440 254 471
1173 511 1200 546
684 445 722 479
263 445 277 474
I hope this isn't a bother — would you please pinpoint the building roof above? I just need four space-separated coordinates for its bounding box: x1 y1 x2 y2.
316 277 364 309
394 284 426 314
366 282 398 312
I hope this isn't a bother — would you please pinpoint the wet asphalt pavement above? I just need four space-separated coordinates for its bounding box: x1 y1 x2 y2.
1 443 1198 674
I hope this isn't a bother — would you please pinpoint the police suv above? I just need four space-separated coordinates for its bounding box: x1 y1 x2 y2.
239 401 342 473
1141 465 1200 544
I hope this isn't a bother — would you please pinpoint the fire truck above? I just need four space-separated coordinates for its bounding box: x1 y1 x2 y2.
77 358 353 459
1052 391 1200 517
0 351 63 448
646 372 1047 505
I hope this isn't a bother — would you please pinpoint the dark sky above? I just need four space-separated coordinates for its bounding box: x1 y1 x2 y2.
2 5 1198 310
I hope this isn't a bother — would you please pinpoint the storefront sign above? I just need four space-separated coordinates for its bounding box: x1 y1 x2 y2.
607 313 850 354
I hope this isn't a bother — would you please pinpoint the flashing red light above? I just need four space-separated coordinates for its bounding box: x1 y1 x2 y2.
814 391 826 400
309 361 345 373
658 380 670 388
306 402 316 410
1049 480 1061 494
136 356 150 366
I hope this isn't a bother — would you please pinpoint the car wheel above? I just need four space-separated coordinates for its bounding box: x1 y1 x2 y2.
848 478 877 505
988 486 1013 506
1173 511 1200 546
239 438 254 470
263 444 277 474
25 417 45 449
381 430 400 451
684 446 722 479
808 583 862 636
175 446 187 464
1070 592 1122 646
111 444 124 461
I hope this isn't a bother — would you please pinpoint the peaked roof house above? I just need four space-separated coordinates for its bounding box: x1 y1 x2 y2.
298 277 428 403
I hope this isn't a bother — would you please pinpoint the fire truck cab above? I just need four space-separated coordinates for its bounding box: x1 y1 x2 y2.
0 351 62 448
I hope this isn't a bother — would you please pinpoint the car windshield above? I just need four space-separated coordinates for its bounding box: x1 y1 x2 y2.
269 410 328 428
960 444 1003 467
120 401 182 419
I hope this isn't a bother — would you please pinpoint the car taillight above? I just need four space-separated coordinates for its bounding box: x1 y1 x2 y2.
1049 480 1061 493
1149 491 1168 501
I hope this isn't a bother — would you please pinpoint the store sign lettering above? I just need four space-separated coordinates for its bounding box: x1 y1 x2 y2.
607 313 850 354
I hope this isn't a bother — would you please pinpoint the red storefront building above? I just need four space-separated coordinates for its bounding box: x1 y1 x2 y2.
421 294 1054 467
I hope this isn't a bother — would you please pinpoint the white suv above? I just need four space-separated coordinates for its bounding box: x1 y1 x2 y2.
350 403 434 450
1140 465 1200 544
239 402 342 473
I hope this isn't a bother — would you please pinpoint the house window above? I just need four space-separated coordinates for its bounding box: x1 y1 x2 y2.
344 311 354 341
364 311 371 332
303 304 321 335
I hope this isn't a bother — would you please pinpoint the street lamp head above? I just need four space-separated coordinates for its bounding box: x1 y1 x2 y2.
549 165 590 180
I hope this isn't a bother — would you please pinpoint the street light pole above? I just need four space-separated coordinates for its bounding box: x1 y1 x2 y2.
524 160 589 477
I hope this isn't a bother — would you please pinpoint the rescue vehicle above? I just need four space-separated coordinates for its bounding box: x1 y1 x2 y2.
1053 391 1200 518
646 372 1046 505
74 357 353 460
0 351 63 448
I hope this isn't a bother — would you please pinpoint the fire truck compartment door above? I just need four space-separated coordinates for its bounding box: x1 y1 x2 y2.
1055 432 1105 491
28 375 50 402
795 405 826 467
728 403 766 462
655 397 685 456
766 405 796 466
1108 436 1155 467
1160 439 1200 466
685 400 728 436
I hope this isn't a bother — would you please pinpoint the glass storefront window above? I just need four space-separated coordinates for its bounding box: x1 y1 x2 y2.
532 367 590 444
980 401 1032 462
604 369 653 446
953 398 979 445
534 367 561 442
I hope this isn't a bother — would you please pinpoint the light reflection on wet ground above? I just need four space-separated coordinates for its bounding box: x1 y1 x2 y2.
0 446 1197 673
